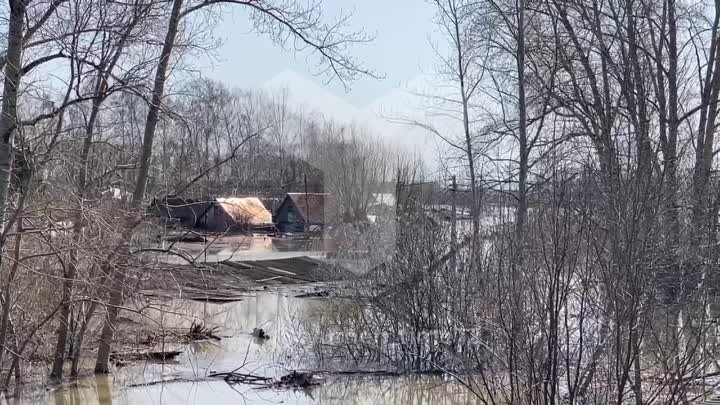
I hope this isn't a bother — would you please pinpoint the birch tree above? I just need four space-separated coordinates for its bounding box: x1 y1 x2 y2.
426 0 485 245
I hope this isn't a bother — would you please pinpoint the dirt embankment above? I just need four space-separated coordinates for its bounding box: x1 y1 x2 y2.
142 256 350 300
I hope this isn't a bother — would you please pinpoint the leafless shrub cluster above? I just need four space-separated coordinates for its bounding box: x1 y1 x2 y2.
302 0 720 404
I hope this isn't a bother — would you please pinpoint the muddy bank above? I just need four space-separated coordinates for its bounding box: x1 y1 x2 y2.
141 255 350 299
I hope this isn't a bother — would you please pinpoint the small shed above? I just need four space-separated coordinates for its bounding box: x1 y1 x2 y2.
206 197 273 232
275 193 333 233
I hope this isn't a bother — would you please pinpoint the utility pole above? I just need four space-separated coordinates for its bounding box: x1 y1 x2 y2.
395 168 402 218
303 172 309 235
451 175 457 272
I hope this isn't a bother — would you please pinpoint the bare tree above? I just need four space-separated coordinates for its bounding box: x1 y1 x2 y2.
49 0 159 379
422 0 486 245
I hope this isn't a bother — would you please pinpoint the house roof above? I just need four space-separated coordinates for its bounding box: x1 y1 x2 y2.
150 196 213 223
216 197 272 225
285 193 333 224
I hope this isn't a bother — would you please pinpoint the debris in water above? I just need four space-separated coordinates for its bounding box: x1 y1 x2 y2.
110 350 182 364
252 327 269 339
188 295 244 303
116 316 142 325
187 321 222 341
274 371 318 388
209 370 318 389
208 371 273 385
164 233 206 243
295 290 330 298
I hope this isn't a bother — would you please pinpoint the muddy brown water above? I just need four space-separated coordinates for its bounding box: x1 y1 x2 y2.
11 374 477 405
3 290 481 405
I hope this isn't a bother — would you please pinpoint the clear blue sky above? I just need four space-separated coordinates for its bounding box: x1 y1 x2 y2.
204 0 440 107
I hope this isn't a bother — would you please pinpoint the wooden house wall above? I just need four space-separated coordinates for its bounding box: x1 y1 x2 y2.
275 199 305 233
204 203 234 232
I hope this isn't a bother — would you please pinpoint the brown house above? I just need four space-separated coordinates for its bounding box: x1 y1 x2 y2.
207 197 273 231
275 193 336 233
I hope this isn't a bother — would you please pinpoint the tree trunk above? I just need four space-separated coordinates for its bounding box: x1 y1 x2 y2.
131 0 184 206
0 0 27 235
61 11 144 377
0 10 27 365
511 4 527 399
693 4 720 242
0 207 25 372
451 10 479 251
95 0 184 374
70 301 98 376
50 95 102 379
515 0 528 244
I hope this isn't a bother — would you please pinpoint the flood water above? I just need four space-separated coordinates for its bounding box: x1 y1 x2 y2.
4 290 481 405
163 236 328 264
14 374 475 405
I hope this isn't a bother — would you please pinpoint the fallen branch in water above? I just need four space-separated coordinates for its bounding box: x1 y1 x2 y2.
312 369 401 377
209 370 318 388
273 371 319 388
127 377 200 387
186 321 222 341
208 371 273 385
110 350 183 363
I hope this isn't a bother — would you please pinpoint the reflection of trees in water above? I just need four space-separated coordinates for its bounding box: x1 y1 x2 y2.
41 371 477 405
313 376 479 405
95 376 113 405
47 375 114 405
134 290 322 378
144 291 310 338
211 375 478 405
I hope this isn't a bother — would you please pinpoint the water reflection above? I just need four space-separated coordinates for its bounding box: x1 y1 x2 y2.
95 377 112 405
70 290 325 388
11 374 480 405
162 236 325 264
17 375 115 405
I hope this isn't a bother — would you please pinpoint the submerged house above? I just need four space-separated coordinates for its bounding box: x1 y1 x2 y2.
207 197 273 232
275 193 334 233
150 196 273 232
149 196 212 228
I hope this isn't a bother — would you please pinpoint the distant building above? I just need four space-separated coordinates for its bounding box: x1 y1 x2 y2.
208 197 273 232
371 193 396 208
275 193 334 233
368 193 397 220
150 196 273 232
150 196 212 228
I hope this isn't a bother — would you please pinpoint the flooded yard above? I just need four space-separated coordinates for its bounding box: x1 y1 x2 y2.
4 289 480 405
161 235 329 264
20 374 477 405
